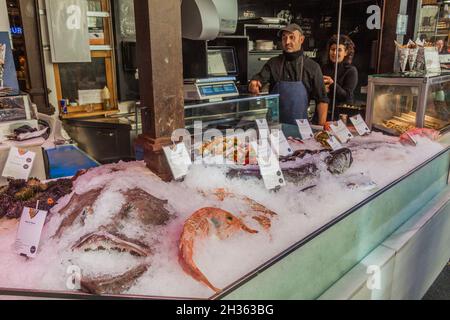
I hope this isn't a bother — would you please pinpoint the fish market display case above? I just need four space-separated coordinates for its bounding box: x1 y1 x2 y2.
0 141 449 300
185 94 279 132
366 73 450 135
219 147 450 300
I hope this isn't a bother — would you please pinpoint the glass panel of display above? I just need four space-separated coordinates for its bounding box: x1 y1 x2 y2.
424 81 450 131
185 96 279 129
371 84 421 134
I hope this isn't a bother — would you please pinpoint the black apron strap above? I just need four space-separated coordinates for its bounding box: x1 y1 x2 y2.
279 56 286 80
299 56 304 82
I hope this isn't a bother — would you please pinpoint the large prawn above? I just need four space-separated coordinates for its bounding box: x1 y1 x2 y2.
178 208 258 293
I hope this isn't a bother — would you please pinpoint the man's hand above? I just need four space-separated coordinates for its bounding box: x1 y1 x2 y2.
248 80 262 95
323 76 334 86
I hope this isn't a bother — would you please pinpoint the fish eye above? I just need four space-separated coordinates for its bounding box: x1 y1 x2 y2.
227 216 233 222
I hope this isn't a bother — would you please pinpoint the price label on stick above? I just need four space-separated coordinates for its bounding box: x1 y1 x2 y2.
251 142 286 191
256 119 270 135
327 135 343 151
2 147 36 180
296 119 314 140
15 206 48 258
350 114 371 136
163 143 192 180
405 132 418 146
329 120 354 144
270 130 293 157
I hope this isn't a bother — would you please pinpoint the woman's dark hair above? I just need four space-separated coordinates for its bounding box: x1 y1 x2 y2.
327 34 356 64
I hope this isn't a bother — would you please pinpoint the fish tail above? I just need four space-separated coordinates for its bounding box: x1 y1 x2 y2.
179 240 220 293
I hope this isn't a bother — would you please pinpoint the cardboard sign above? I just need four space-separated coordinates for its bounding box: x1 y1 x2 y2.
2 147 36 180
329 120 354 144
163 143 192 180
350 114 371 136
251 142 286 191
270 130 293 157
15 207 48 258
296 119 314 140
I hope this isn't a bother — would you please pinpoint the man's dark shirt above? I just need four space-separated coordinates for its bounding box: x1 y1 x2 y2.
251 51 329 105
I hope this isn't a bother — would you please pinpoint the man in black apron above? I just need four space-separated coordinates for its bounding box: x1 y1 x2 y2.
249 24 329 126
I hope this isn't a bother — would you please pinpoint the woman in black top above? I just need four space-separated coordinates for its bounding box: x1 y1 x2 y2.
322 35 358 109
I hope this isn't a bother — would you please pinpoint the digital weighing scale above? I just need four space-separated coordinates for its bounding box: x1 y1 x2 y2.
184 77 240 102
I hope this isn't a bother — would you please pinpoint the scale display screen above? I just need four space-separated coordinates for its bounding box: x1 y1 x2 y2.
199 83 238 97
207 47 238 77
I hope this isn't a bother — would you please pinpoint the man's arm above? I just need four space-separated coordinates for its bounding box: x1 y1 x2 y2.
249 62 272 94
316 102 329 126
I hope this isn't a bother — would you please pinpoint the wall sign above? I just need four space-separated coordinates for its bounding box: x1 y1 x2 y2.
45 0 91 63
78 89 103 105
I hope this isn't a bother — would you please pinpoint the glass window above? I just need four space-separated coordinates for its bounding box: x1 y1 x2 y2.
58 57 107 103
87 0 102 12
88 17 106 45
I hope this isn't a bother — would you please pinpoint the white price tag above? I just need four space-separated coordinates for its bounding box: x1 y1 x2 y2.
15 207 48 258
296 119 314 140
327 136 343 151
270 130 293 157
256 119 270 135
329 120 354 144
2 147 36 180
163 143 192 180
350 114 371 136
251 142 286 190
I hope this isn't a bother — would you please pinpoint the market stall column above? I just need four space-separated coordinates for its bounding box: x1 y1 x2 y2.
133 0 184 181
17 0 54 115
